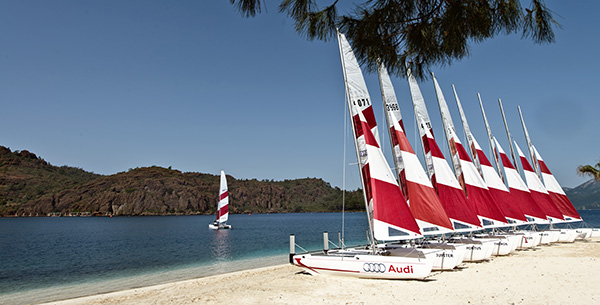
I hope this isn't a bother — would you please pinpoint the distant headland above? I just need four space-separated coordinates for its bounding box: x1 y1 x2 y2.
1 145 598 217
0 146 364 217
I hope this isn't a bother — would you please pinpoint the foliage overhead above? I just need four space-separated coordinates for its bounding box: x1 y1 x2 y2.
230 0 559 79
577 161 600 182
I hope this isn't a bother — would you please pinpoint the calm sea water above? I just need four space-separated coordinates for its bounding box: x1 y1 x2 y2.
0 212 369 304
1 210 599 304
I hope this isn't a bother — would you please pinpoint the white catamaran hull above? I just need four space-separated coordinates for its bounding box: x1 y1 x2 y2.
556 229 578 243
292 250 433 279
208 224 232 230
448 238 494 262
381 243 465 271
475 235 518 256
575 228 593 239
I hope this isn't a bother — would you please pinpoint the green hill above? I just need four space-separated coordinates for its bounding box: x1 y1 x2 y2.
0 146 363 216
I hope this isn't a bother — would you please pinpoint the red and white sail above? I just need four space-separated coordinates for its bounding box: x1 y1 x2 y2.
378 64 454 235
492 137 548 224
339 32 421 241
514 142 565 223
217 170 229 224
432 76 507 227
406 70 482 231
338 33 380 145
453 87 527 225
532 145 581 221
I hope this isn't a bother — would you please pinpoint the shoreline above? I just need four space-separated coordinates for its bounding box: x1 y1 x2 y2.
39 237 600 305
3 254 288 305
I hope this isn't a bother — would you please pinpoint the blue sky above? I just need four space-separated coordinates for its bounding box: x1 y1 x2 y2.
1 1 598 190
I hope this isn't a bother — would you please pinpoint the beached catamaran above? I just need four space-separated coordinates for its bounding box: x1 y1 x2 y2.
291 31 595 279
376 63 466 270
290 32 434 280
209 170 232 230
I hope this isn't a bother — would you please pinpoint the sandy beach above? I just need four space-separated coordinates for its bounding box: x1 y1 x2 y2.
39 237 600 305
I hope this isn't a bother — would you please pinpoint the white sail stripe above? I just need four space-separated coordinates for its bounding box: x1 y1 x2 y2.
524 171 550 194
378 63 403 122
401 151 435 187
480 164 509 191
493 137 506 154
431 156 463 189
533 146 568 195
339 33 379 143
459 158 489 189
541 172 567 195
366 144 400 186
504 166 530 192
515 142 550 194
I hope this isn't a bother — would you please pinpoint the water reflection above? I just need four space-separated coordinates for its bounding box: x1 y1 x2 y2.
210 229 231 261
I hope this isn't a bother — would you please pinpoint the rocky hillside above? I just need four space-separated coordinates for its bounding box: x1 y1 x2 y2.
0 146 100 215
0 146 364 216
564 179 600 210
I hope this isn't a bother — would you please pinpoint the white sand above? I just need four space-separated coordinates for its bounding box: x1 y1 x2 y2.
44 238 600 305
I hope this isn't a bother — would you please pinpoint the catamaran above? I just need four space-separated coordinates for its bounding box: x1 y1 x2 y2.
376 63 465 271
209 170 232 230
290 32 434 280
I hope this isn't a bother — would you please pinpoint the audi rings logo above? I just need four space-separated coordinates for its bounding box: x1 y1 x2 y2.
363 263 386 273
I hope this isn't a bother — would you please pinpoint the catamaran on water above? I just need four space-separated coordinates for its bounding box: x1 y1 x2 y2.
209 170 232 230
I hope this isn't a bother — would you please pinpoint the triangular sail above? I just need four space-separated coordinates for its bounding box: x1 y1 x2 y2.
338 33 380 145
432 75 507 227
378 64 454 235
493 137 548 223
217 170 229 224
406 69 482 231
514 142 565 223
532 145 582 221
338 32 421 241
480 98 547 224
453 87 527 224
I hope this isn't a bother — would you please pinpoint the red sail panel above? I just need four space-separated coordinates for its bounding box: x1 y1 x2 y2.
371 177 422 235
529 190 564 220
391 126 453 231
548 192 581 219
436 183 482 227
474 147 527 222
535 148 581 219
454 141 507 224
423 132 482 228
509 187 547 220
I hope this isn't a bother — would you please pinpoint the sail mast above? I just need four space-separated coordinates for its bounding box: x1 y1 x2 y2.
518 106 541 179
432 73 465 191
478 94 504 182
453 85 482 175
377 62 407 196
498 99 520 175
336 31 375 249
